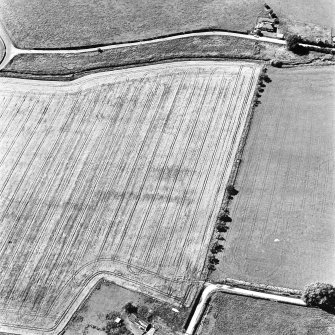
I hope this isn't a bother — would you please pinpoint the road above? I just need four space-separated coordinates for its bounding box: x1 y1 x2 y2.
0 20 286 70
185 283 306 335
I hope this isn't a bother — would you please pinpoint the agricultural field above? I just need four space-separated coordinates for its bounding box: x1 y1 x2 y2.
211 66 335 289
199 292 335 335
272 0 335 27
0 61 261 334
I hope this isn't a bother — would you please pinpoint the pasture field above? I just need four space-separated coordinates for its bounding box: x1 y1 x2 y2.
199 293 335 335
0 0 333 49
0 0 263 48
0 61 260 334
211 66 335 289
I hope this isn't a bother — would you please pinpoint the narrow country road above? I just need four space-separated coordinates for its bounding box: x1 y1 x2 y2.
185 283 306 335
0 20 286 70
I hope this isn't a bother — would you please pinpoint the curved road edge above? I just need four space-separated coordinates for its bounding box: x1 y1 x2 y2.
185 283 306 335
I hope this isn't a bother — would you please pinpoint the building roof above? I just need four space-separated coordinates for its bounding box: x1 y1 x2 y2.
256 22 275 31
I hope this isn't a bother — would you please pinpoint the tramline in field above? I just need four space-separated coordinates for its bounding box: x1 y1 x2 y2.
0 61 260 335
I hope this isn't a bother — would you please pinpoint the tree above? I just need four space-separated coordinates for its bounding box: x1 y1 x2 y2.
217 222 229 233
208 255 219 265
259 73 271 83
302 283 335 307
207 263 216 271
211 242 224 254
218 213 232 222
124 302 137 314
226 184 238 196
286 34 301 52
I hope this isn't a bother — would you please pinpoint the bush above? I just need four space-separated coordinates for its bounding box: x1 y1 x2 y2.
270 59 283 68
137 305 150 320
207 263 216 271
302 283 335 307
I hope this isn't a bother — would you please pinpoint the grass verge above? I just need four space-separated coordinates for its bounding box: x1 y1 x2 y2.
2 35 334 80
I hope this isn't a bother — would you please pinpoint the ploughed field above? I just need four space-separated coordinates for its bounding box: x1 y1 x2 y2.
0 61 260 334
211 66 335 289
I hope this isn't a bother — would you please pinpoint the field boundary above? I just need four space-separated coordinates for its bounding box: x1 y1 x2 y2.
202 65 263 279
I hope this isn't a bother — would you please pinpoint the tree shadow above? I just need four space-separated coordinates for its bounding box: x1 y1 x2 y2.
293 45 310 56
320 305 335 315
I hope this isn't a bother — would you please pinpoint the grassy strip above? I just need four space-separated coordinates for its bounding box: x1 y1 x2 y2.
2 35 333 80
219 278 302 298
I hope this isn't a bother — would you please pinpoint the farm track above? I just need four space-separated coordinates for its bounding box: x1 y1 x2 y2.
0 61 261 335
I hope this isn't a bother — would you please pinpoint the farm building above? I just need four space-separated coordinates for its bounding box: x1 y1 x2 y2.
276 28 284 39
146 328 156 335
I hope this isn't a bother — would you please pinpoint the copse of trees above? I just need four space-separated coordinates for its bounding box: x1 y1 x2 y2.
286 34 302 52
302 282 335 308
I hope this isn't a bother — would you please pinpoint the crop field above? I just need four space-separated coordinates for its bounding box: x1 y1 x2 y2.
0 61 260 334
211 66 335 289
